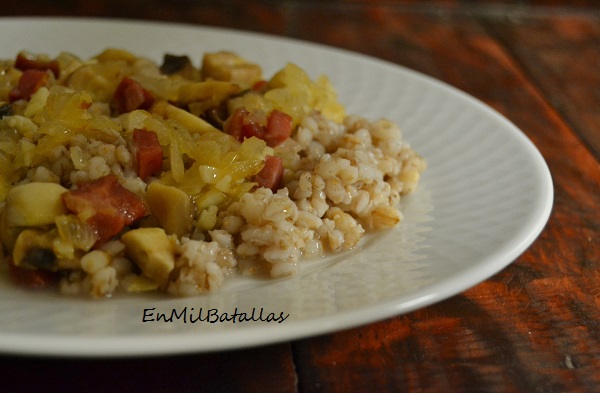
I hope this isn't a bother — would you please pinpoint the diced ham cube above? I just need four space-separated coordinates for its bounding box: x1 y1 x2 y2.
113 76 155 114
62 175 146 246
132 129 163 180
254 155 284 192
9 69 50 102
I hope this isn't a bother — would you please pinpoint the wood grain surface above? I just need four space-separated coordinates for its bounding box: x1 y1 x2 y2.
1 1 599 392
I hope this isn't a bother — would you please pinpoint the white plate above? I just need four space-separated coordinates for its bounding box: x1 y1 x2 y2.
0 17 553 357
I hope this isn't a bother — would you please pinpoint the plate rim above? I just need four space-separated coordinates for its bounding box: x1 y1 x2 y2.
0 16 554 357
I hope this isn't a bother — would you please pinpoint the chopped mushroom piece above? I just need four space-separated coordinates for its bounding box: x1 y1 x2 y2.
121 227 175 287
201 51 262 86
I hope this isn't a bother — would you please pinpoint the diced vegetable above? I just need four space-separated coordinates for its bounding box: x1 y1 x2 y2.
146 182 194 237
12 229 56 269
201 51 262 86
5 182 68 227
121 227 174 287
94 48 136 65
265 63 346 125
65 63 125 103
178 80 241 105
151 101 220 134
55 215 98 252
160 54 193 75
158 53 201 81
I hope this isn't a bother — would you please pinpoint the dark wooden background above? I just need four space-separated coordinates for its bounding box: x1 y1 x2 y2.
1 1 599 392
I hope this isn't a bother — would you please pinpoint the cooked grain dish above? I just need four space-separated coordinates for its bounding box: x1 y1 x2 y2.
0 49 426 298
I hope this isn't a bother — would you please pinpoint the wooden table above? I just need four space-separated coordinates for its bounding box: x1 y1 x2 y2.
1 1 599 392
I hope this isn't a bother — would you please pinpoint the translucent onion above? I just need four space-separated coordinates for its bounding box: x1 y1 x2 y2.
55 214 98 251
168 137 185 183
69 145 89 170
16 139 35 167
